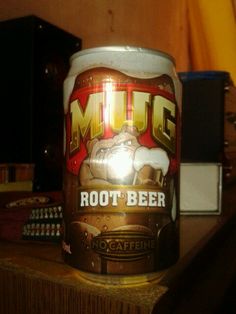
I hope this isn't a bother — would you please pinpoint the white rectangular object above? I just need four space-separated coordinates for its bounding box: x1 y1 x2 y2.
180 163 222 215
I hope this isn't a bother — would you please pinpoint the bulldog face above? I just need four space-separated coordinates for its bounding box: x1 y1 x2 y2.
91 131 140 183
83 128 140 184
79 125 170 187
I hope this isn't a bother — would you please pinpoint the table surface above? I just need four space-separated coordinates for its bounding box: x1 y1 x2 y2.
0 186 236 314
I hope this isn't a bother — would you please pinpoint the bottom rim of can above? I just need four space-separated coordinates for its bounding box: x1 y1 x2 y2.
77 269 167 286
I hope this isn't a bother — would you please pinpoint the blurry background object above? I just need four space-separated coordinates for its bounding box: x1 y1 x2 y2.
180 163 222 215
0 16 81 191
179 71 230 214
179 71 230 163
0 163 34 192
0 191 63 242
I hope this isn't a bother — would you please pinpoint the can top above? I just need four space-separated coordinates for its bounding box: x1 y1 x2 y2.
68 46 176 80
71 46 175 64
64 46 181 113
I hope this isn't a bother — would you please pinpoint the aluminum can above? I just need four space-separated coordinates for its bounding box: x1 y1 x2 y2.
63 46 181 284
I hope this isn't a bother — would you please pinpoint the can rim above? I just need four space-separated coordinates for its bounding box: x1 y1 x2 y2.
70 46 175 65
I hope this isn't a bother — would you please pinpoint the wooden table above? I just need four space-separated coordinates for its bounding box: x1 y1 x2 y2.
0 186 236 314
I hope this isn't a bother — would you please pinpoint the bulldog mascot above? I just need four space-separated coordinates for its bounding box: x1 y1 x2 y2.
79 126 170 186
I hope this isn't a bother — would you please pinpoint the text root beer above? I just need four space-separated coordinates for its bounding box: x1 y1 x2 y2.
63 47 181 280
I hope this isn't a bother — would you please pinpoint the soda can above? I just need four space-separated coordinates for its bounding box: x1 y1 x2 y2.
63 46 181 284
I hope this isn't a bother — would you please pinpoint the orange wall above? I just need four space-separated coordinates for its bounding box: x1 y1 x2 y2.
0 0 190 71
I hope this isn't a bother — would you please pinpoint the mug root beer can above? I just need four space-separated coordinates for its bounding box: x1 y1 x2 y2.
63 46 181 284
